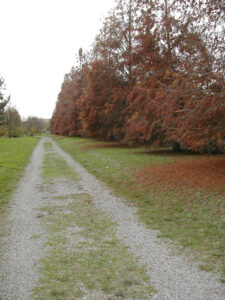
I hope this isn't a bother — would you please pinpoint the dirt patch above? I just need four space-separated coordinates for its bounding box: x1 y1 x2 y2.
135 156 225 193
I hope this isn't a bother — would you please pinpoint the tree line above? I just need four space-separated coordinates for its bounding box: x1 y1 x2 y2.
0 77 49 137
51 0 225 152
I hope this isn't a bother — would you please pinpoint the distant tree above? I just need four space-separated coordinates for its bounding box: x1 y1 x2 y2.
4 106 21 137
23 116 46 135
0 76 10 125
45 119 51 132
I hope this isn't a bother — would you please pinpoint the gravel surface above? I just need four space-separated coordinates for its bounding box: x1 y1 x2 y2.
0 138 46 300
0 137 224 299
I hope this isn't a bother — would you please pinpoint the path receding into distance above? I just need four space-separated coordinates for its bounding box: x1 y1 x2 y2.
0 137 224 300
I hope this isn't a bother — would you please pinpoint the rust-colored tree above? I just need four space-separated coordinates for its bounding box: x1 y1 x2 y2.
51 74 74 135
79 60 128 140
51 0 225 152
124 0 225 151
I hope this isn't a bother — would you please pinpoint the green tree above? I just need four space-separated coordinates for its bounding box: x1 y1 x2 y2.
23 116 46 135
4 106 21 137
0 77 10 125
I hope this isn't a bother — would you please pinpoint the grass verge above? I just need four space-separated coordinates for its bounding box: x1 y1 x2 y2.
54 136 225 281
0 136 40 211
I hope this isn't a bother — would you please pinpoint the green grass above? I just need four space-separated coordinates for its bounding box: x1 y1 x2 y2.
42 142 80 183
43 141 53 151
0 136 40 210
54 136 225 281
33 193 154 299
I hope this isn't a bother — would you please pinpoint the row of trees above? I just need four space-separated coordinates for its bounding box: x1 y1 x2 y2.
51 0 225 152
0 76 49 136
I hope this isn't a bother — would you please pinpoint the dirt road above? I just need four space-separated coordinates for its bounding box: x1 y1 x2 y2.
0 137 224 299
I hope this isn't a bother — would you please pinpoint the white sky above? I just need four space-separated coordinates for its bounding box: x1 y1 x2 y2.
0 0 115 119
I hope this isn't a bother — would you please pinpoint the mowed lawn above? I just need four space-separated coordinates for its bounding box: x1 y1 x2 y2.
0 137 40 210
55 136 225 281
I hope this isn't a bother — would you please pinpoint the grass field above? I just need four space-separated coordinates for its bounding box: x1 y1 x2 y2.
54 136 225 281
0 137 40 211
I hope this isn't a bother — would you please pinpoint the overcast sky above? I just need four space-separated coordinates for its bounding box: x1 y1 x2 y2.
0 0 115 119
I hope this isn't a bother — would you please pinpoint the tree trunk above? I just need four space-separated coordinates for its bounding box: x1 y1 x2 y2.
172 142 181 152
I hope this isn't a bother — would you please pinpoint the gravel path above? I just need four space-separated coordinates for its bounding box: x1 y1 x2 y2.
0 138 46 300
0 137 224 299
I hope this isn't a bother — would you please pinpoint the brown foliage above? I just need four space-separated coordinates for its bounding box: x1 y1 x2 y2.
79 61 128 140
134 156 225 193
51 0 225 152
